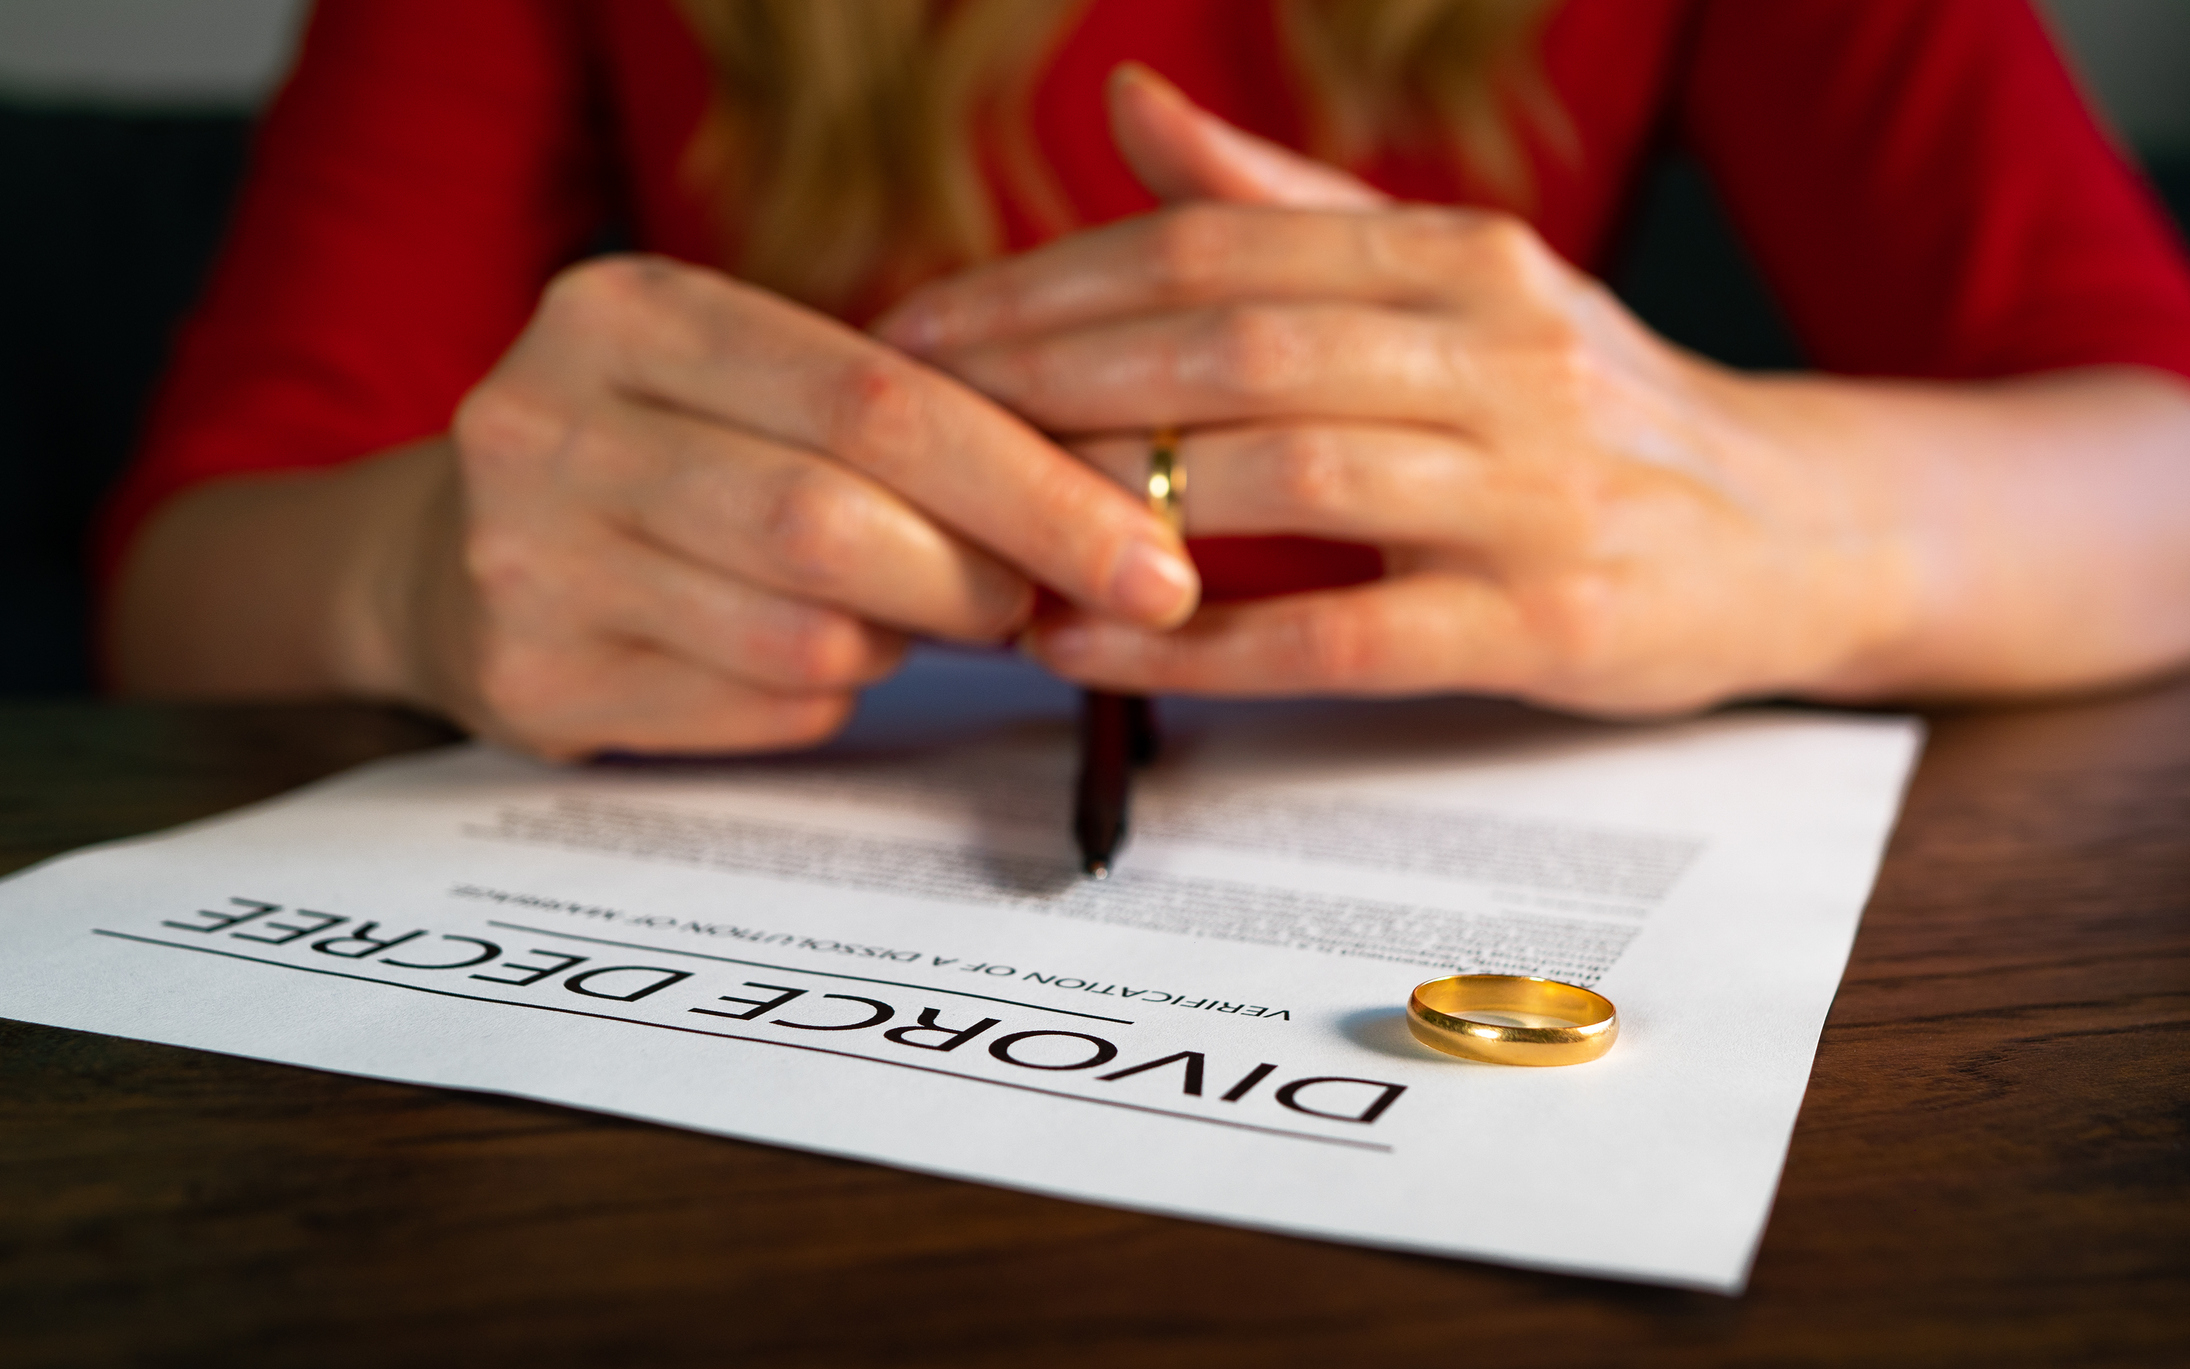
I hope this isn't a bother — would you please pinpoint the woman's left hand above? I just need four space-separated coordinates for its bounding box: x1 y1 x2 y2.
875 67 1916 715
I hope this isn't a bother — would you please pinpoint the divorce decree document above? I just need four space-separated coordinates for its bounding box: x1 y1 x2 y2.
0 650 1921 1292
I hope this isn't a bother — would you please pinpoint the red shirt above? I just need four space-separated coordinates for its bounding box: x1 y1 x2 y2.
106 0 2190 600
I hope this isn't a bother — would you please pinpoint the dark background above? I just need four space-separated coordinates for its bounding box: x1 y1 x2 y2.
1 19 2186 695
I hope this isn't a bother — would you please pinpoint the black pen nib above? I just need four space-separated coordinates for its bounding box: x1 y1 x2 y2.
1083 859 1111 880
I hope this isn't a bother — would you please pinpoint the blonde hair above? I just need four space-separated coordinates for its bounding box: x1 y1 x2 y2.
676 0 1563 313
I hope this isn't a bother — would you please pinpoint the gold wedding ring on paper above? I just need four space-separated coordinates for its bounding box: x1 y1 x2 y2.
1147 425 1184 534
1407 975 1619 1066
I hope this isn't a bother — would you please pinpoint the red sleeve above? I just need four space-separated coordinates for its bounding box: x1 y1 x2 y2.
98 0 607 579
1679 0 2190 382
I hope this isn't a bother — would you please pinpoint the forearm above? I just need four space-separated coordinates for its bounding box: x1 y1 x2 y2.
1730 365 2190 700
106 439 455 700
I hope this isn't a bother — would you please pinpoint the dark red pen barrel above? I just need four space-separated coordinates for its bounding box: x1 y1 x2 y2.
1074 690 1137 874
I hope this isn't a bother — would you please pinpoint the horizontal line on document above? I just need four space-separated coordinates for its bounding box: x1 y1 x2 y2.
90 930 1390 1154
482 918 1136 1026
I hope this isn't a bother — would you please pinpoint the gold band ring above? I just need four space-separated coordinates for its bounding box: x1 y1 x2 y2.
1406 974 1619 1066
1147 426 1184 534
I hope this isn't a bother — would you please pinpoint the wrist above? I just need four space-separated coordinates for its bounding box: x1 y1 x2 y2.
326 438 465 707
1688 366 1933 702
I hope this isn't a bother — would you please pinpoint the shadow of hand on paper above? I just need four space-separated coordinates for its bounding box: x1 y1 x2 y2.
973 848 1083 900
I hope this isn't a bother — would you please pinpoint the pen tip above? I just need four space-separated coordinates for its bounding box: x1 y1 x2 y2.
1084 860 1110 880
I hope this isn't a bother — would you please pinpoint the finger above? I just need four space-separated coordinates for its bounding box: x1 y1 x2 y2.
874 203 1562 356
471 636 860 761
1021 574 1536 696
1106 62 1387 209
527 257 1198 628
592 401 1033 642
582 532 909 695
941 302 1484 434
1072 422 1533 547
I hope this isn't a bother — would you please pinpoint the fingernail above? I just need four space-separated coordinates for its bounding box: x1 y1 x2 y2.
875 303 940 354
1107 538 1199 626
1110 61 1179 106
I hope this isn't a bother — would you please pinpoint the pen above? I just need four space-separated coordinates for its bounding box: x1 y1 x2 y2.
1074 427 1182 879
1074 689 1156 878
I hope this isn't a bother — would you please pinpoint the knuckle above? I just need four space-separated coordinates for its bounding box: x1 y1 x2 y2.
1539 289 1591 346
974 270 1037 341
538 254 715 367
766 611 872 690
1512 323 1598 410
1528 572 1621 675
460 519 601 632
1469 211 1549 282
999 337 1070 414
540 253 663 330
1284 602 1380 685
1205 306 1308 399
461 522 546 608
1267 428 1354 517
452 382 559 484
824 353 926 468
543 250 678 315
1146 204 1238 300
759 466 865 591
1399 204 1466 245
1376 205 1467 273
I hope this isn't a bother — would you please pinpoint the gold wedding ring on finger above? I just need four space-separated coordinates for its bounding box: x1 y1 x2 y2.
1406 974 1619 1066
1147 425 1184 534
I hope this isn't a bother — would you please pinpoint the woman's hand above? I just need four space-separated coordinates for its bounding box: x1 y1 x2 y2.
423 255 1207 755
884 66 2190 709
876 69 1918 715
114 254 1200 758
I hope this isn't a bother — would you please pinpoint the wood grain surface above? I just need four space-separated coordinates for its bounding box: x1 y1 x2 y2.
1 685 2185 1368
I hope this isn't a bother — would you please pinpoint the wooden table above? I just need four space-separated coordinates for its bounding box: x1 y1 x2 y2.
2 683 2185 1368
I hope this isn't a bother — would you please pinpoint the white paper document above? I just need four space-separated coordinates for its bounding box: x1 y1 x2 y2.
0 651 1921 1292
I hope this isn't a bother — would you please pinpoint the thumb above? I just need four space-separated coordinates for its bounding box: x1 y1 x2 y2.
1107 61 1388 209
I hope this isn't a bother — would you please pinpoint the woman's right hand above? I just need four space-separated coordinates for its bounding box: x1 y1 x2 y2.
383 253 1198 759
